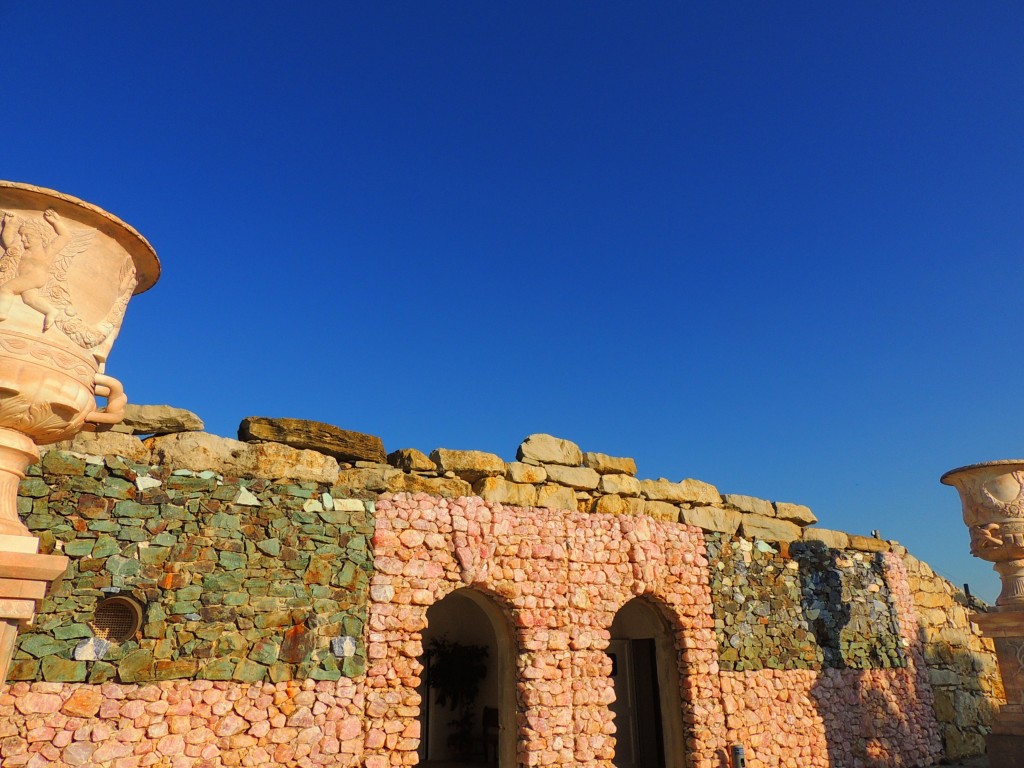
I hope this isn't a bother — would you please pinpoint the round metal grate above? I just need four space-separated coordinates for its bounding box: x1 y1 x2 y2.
90 596 143 642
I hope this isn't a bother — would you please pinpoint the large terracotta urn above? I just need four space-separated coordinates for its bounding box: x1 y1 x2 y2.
0 181 159 681
942 460 1024 766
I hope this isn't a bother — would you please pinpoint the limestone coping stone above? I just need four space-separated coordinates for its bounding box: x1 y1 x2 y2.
429 449 504 482
847 534 891 553
801 528 850 549
681 505 743 535
505 461 547 484
597 473 642 497
49 431 149 463
386 448 436 472
114 404 205 436
474 477 538 507
146 432 339 483
738 514 802 543
517 434 583 466
544 464 600 490
239 417 385 464
641 477 721 505
774 501 818 526
536 483 577 512
583 452 637 476
722 493 774 517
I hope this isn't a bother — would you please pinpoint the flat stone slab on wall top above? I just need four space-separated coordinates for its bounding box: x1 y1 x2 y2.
239 416 385 464
517 433 583 466
113 404 205 436
147 432 339 483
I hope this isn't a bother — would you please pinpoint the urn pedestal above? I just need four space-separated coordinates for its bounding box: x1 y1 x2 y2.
0 182 159 682
942 461 1024 767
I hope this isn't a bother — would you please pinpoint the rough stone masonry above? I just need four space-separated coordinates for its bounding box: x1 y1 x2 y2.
0 409 1006 767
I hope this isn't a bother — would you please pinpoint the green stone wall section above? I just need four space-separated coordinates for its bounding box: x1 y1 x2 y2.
707 534 907 672
9 451 374 685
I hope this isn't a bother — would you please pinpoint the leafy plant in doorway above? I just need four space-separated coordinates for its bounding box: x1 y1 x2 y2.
425 635 489 759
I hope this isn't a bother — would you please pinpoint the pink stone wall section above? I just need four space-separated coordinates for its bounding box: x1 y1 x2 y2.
0 678 364 768
365 493 728 768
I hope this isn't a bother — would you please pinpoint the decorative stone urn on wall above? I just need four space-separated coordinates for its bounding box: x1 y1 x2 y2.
0 181 159 682
942 460 1024 768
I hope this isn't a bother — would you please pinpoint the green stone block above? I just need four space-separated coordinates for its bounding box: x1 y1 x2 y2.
212 485 239 501
118 649 154 683
64 540 95 558
223 592 248 606
202 571 243 592
88 520 120 533
214 632 247 655
151 533 177 548
92 536 120 558
257 538 281 557
102 478 136 499
53 623 92 640
16 496 33 517
219 551 247 570
6 658 39 680
68 476 104 495
200 657 236 680
143 621 167 639
19 634 66 658
105 555 141 577
312 661 341 681
232 658 267 682
268 662 293 683
114 500 158 519
341 654 365 678
209 512 241 531
117 527 148 542
166 476 217 493
147 604 167 621
42 656 87 682
140 546 170 565
18 477 50 498
176 585 203 601
25 513 63 531
88 662 116 684
169 601 197 615
250 638 280 665
43 452 86 476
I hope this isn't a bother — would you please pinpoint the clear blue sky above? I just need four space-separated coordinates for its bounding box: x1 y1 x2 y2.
5 3 1023 602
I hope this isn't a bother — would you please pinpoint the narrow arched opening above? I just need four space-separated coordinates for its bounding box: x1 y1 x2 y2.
419 588 516 767
608 597 687 768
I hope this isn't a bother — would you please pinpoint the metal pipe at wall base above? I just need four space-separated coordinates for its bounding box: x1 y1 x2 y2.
731 744 746 768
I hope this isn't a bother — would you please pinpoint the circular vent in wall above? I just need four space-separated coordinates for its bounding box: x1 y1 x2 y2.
89 596 144 642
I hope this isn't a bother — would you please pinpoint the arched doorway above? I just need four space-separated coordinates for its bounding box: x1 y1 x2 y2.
419 589 516 767
608 597 686 768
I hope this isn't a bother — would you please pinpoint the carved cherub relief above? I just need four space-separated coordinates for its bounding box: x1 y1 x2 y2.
0 208 92 331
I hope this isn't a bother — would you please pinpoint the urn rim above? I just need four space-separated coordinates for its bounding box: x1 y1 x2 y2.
0 180 160 294
940 459 1024 486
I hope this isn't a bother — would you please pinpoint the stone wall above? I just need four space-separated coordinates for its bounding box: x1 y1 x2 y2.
902 551 1005 760
0 421 1003 767
8 451 373 686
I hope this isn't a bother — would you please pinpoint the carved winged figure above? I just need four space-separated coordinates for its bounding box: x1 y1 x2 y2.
0 208 93 332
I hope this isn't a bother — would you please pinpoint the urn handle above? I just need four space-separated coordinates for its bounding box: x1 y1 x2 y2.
85 372 127 426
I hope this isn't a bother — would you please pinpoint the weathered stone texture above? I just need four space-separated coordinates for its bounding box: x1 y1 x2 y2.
516 433 583 466
738 514 802 542
723 493 774 517
116 404 205 436
582 451 637 476
428 448 504 482
681 505 742 535
386 448 435 472
641 477 721 505
802 527 849 549
543 464 600 490
774 501 818 525
239 416 386 463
